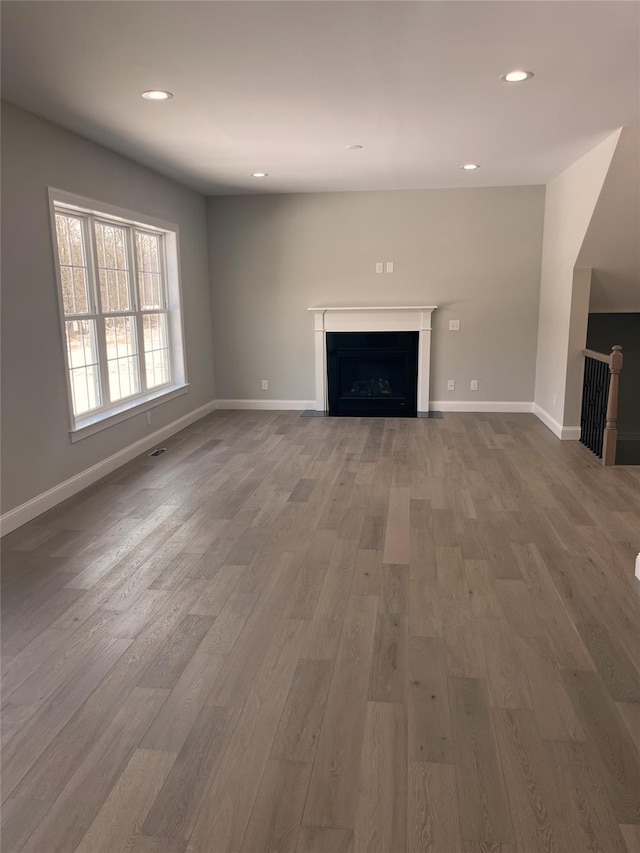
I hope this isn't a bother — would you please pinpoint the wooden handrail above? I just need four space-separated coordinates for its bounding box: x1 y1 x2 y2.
582 348 611 364
582 345 623 466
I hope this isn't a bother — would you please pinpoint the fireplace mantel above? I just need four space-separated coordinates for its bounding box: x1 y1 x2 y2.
308 305 437 413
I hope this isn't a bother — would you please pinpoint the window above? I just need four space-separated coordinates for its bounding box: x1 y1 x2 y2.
49 190 187 439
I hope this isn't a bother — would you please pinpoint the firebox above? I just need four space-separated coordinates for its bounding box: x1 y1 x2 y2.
326 331 419 417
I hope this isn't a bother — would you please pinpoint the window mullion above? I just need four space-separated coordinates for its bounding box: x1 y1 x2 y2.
158 235 173 384
86 214 111 408
129 227 147 395
65 312 99 321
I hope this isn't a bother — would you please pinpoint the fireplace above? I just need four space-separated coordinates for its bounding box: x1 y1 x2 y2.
326 331 418 417
309 306 437 415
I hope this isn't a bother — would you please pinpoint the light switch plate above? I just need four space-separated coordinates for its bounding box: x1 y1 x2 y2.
376 262 383 273
449 320 460 331
386 261 394 273
447 380 455 391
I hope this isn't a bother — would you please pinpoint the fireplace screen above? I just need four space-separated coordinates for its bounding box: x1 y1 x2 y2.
340 355 405 399
326 331 419 417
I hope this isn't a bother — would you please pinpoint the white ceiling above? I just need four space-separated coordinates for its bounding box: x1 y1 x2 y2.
2 1 639 195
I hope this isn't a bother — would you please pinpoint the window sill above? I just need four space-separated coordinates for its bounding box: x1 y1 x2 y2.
70 383 190 443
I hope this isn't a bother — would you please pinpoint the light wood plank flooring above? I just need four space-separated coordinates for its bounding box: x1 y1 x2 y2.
2 410 640 852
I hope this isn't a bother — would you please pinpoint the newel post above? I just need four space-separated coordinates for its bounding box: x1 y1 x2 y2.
602 345 623 466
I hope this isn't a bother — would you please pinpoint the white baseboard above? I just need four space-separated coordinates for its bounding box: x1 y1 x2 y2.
215 399 315 411
218 399 534 414
532 403 580 440
219 400 538 414
430 401 534 413
532 404 562 437
560 426 581 440
0 400 218 537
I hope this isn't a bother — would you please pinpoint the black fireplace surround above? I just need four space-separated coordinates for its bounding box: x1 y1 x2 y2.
326 331 419 417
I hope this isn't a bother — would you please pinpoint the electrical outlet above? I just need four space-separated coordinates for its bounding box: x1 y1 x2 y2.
375 262 383 274
386 261 394 273
447 380 455 391
449 320 460 331
261 380 268 391
470 380 478 391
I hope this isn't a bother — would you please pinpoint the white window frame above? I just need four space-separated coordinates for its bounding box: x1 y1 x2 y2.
48 188 188 442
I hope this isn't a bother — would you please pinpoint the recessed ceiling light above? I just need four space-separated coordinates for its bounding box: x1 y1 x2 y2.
251 172 268 178
142 90 173 100
462 163 481 170
346 144 364 150
501 70 534 83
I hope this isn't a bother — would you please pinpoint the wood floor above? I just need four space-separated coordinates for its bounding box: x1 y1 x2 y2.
2 410 640 853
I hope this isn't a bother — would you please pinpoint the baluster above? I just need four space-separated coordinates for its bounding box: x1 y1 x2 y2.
596 359 603 456
580 358 589 447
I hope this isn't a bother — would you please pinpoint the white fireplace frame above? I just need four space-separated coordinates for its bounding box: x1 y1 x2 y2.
308 305 438 414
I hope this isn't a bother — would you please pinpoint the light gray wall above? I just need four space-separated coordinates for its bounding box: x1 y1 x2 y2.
579 127 640 313
533 130 620 429
1 102 215 514
207 187 545 404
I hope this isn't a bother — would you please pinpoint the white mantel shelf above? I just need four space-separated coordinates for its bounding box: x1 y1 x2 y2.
309 305 438 414
310 306 438 312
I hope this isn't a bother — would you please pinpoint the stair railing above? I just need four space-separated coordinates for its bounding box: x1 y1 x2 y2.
581 345 623 465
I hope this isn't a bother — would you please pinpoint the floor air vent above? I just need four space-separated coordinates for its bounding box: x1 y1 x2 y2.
149 447 167 457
